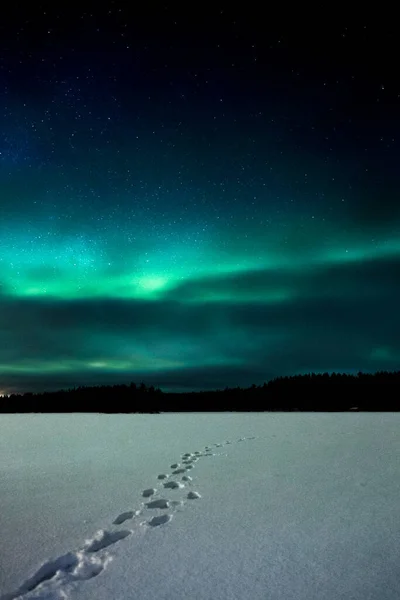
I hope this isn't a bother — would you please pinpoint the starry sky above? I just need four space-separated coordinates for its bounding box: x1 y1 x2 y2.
0 8 399 394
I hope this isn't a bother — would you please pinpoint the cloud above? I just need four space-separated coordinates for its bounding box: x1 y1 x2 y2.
165 254 400 303
0 254 399 393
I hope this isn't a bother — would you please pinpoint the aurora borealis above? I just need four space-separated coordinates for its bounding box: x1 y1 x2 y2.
1 9 399 394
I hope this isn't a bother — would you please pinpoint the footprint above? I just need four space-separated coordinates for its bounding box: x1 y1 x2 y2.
113 511 136 525
14 552 79 595
3 550 110 599
85 529 131 553
163 481 184 489
146 498 170 509
148 514 172 527
3 440 229 600
187 491 201 500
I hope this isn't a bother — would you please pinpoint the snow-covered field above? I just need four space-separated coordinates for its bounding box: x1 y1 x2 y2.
1 412 400 600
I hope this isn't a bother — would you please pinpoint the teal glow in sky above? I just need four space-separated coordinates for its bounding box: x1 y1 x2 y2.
0 10 399 393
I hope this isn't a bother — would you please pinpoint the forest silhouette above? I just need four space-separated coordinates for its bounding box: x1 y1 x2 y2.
1 371 400 412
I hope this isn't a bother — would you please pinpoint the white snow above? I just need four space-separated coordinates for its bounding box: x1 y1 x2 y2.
1 413 400 599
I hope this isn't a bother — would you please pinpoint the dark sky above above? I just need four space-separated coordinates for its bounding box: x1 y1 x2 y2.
0 7 399 394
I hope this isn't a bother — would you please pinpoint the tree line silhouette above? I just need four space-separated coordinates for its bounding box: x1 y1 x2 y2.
1 370 400 412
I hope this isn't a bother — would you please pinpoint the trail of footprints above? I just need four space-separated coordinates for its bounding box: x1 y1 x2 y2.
3 436 257 600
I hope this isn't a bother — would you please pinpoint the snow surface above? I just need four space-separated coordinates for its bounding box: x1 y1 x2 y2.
1 413 400 599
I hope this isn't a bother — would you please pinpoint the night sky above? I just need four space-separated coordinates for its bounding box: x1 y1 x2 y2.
1 8 399 394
